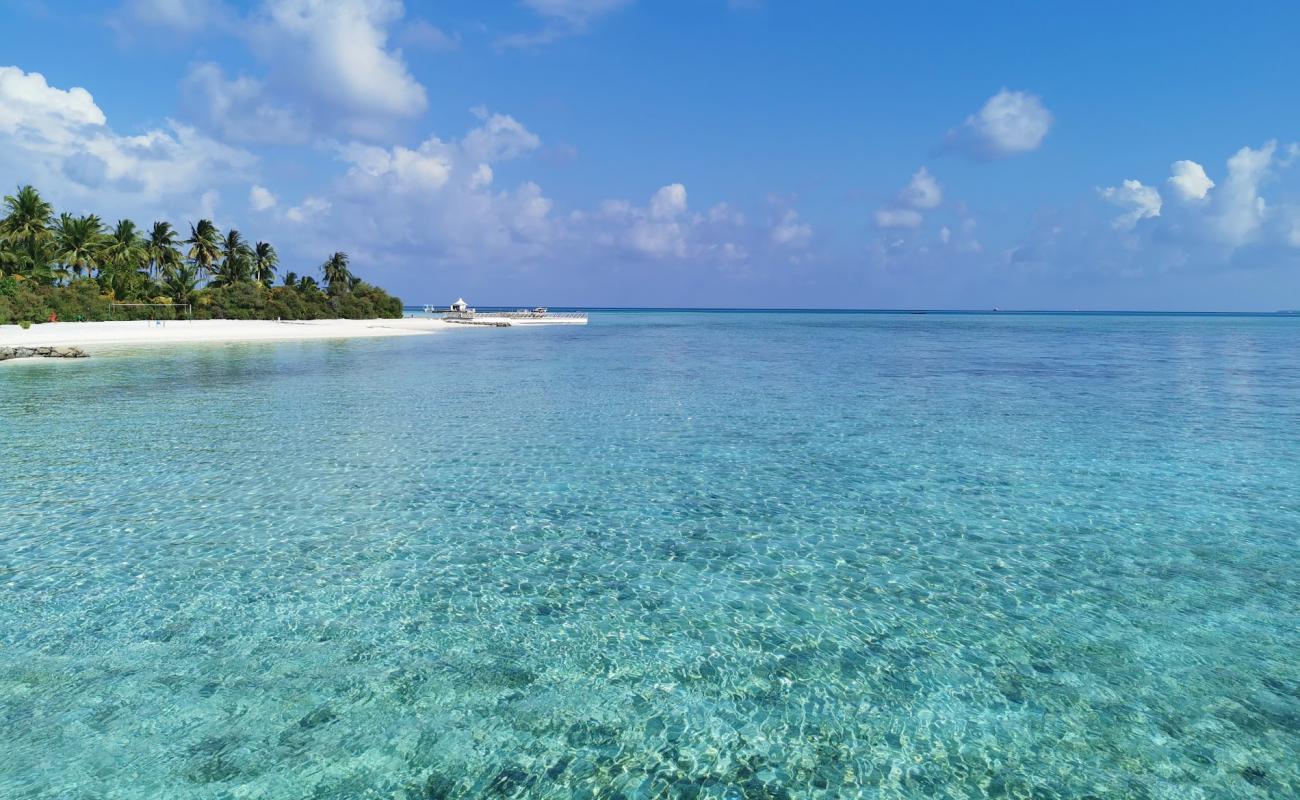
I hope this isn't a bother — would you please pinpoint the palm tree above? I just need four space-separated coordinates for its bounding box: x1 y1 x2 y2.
146 221 182 280
50 213 76 282
53 213 105 281
0 236 59 284
186 219 221 279
297 274 319 292
252 241 278 286
0 185 54 244
281 270 298 287
99 219 147 299
320 251 352 296
164 263 201 306
210 228 253 287
1 185 55 280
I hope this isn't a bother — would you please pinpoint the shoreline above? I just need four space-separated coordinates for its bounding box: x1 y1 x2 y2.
0 317 458 355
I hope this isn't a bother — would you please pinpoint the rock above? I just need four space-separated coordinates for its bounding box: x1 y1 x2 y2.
0 344 89 361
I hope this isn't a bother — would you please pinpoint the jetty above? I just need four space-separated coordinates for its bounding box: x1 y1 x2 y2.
422 299 588 326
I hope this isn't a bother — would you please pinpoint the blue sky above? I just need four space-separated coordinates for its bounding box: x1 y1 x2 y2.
2 0 1300 309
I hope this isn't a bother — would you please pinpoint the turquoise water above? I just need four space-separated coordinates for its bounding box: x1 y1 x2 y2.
2 312 1298 799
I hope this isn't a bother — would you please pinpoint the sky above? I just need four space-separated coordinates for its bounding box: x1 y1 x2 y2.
2 1 1300 310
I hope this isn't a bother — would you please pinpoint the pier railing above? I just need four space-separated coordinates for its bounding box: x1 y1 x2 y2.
477 311 588 321
422 307 587 322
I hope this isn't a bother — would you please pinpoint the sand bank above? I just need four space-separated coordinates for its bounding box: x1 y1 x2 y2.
0 317 457 354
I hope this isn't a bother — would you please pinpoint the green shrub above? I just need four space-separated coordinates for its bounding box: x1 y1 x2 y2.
0 277 403 324
19 320 31 329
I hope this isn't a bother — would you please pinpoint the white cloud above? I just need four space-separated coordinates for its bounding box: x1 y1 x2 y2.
771 210 811 248
707 202 745 225
947 89 1053 159
1088 140 1300 275
499 0 633 47
649 183 687 219
588 184 690 258
0 65 105 140
0 65 253 219
1210 141 1274 246
1167 160 1214 202
875 208 923 229
399 19 459 51
133 1 427 142
249 184 277 210
180 63 306 144
469 163 493 189
899 166 942 209
580 183 762 262
875 166 942 229
197 189 220 221
1100 179 1162 230
253 0 426 129
462 108 542 162
939 225 951 244
523 0 632 23
286 195 330 223
285 109 556 265
117 0 233 34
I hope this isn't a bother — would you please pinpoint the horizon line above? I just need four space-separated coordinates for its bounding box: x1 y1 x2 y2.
404 305 1300 316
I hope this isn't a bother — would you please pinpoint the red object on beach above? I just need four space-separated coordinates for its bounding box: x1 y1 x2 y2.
48 312 58 322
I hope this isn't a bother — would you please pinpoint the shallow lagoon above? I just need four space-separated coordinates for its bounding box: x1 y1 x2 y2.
2 312 1298 798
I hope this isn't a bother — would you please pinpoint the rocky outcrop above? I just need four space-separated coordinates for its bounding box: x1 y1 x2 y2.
0 346 89 361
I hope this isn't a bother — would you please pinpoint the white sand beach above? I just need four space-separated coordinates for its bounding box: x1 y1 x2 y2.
0 317 456 355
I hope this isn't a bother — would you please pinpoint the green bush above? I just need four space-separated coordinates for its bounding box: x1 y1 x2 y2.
0 278 403 325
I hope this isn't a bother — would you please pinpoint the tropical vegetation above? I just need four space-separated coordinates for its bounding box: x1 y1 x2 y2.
0 185 402 324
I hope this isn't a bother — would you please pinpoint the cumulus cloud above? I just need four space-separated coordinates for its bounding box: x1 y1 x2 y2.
1100 179 1162 230
276 108 555 266
523 0 632 23
462 107 542 162
770 210 812 248
399 19 459 51
1210 142 1273 246
0 65 105 139
286 194 330 223
249 184 277 210
649 183 687 219
251 0 426 133
1167 160 1214 202
946 89 1053 159
116 0 234 34
290 106 773 274
180 63 306 144
133 1 428 142
874 208 923 229
574 183 762 263
1080 139 1300 285
898 166 942 209
585 185 691 258
875 166 942 229
0 65 253 218
499 0 633 47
